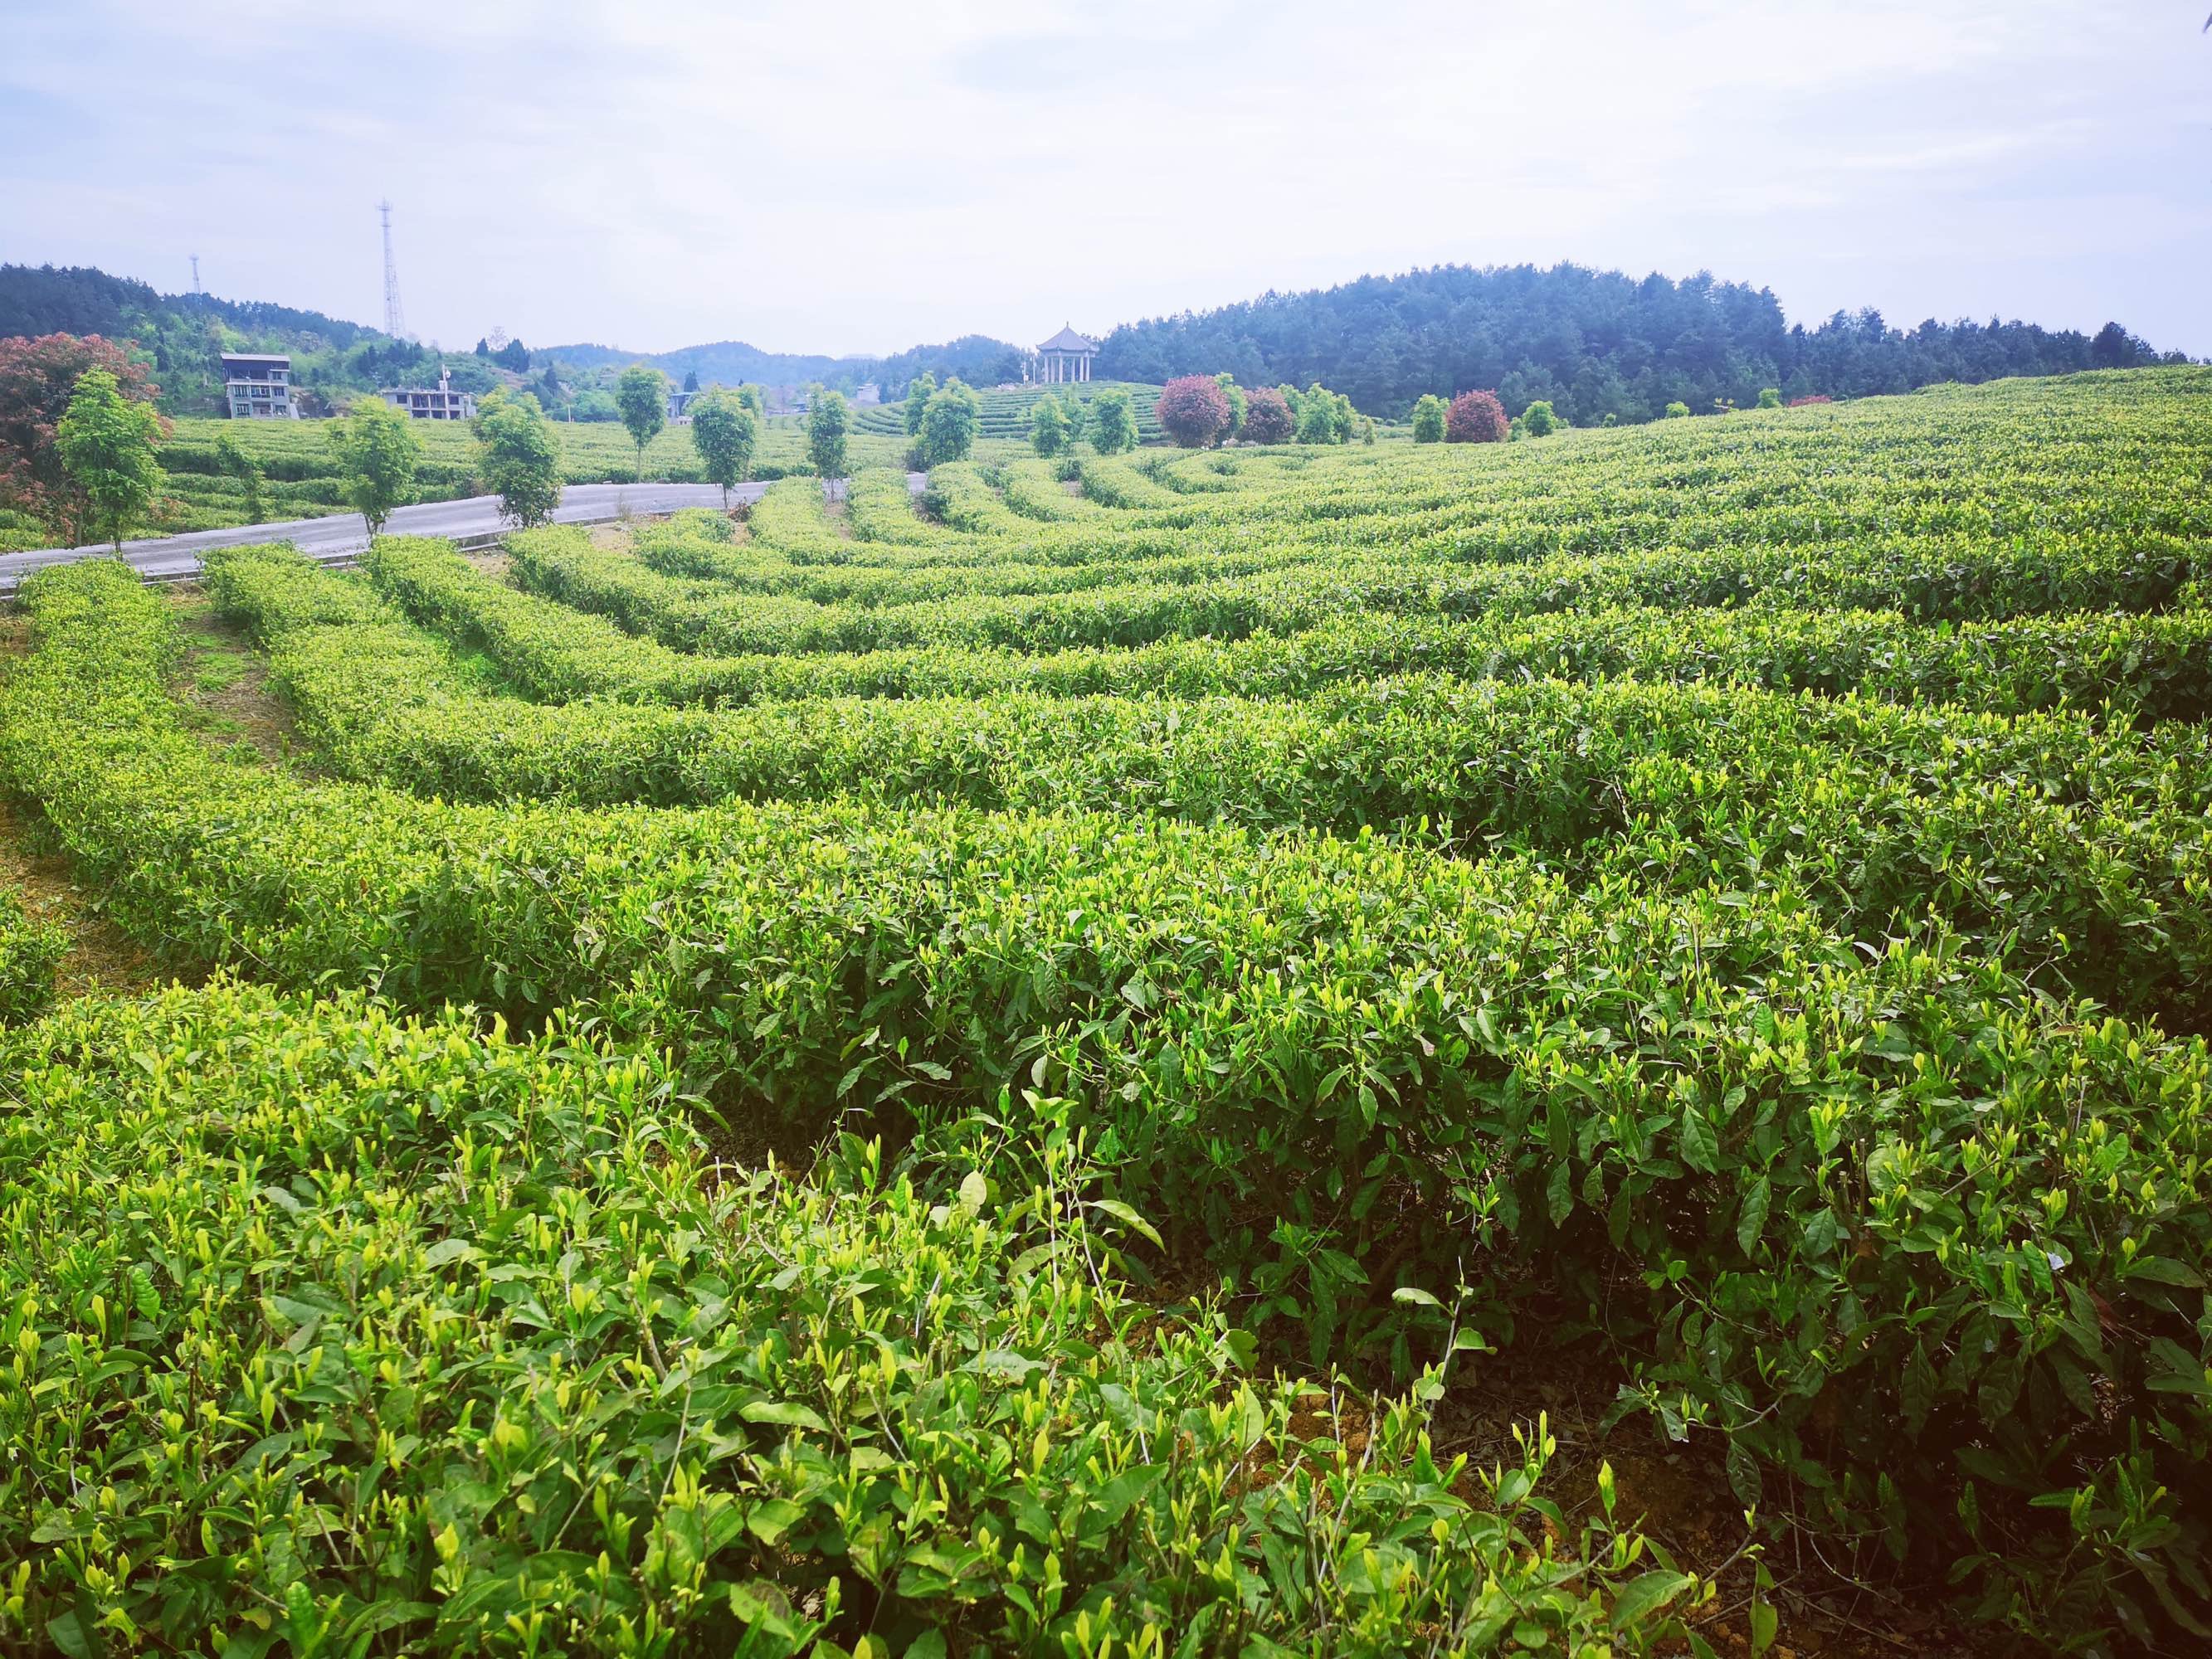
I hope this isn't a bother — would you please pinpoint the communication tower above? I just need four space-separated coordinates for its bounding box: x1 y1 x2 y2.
378 200 407 339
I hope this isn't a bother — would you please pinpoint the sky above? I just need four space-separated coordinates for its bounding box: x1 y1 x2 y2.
2 0 2207 358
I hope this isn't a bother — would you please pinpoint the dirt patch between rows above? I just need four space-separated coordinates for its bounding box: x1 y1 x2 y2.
0 795 165 1003
169 589 295 763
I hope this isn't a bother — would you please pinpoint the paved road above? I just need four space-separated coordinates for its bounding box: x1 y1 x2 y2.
0 474 925 594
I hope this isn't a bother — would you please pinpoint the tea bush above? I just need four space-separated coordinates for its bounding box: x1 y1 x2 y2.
0 888 67 1025
2 980 1695 1657
12 367 2212 1652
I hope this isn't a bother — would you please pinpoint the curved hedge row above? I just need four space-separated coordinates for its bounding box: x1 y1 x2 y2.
510 517 2210 660
5 980 1671 1656
219 544 2212 1024
9 559 2212 1646
369 538 2212 722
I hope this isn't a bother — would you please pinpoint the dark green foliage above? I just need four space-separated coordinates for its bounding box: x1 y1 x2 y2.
902 369 935 438
1094 260 2182 421
687 385 759 507
472 390 562 528
918 377 980 467
1085 387 1138 454
806 388 850 480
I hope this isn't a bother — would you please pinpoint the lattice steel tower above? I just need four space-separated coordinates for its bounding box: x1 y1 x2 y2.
378 200 407 339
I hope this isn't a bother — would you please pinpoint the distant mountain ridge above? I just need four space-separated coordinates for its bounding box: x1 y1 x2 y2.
538 333 1026 395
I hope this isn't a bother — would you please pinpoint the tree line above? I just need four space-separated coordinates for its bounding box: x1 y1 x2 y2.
1096 261 2184 423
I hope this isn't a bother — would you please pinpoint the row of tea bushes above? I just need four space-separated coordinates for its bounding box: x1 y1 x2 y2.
374 537 2212 724
3 979 1673 1657
8 560 2212 1643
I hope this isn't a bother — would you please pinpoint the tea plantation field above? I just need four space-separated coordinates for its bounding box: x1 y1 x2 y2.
4 367 2210 1657
149 415 1038 534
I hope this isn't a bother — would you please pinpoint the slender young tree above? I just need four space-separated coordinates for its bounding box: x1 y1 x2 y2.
615 363 667 475
903 371 937 439
1029 394 1072 457
1410 394 1447 444
919 377 981 467
1213 372 1247 443
1085 387 1138 455
689 387 760 508
806 388 850 480
0 333 159 542
213 429 266 522
56 368 164 552
327 397 422 535
474 390 563 528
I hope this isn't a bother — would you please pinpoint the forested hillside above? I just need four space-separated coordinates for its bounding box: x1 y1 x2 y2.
1098 261 2183 421
0 264 475 416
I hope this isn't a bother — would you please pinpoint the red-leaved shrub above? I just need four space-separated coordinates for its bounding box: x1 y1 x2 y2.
1445 389 1508 444
1787 394 1834 407
1156 375 1233 448
1240 387 1294 445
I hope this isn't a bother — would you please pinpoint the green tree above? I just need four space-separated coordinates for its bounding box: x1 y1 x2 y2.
735 383 767 419
213 430 266 523
1086 387 1137 455
1663 401 1692 420
689 387 760 508
474 391 563 528
1410 394 1446 444
1296 383 1352 445
615 364 667 475
1030 395 1072 457
920 377 981 467
1756 387 1782 409
327 397 421 536
807 388 850 479
903 371 936 439
1522 399 1559 437
56 368 164 551
1213 373 1247 443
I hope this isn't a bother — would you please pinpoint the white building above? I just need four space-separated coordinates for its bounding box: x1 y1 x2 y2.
380 368 477 421
222 353 300 419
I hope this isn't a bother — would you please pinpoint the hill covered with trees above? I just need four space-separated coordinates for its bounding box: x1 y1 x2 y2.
0 264 518 417
1096 262 2184 423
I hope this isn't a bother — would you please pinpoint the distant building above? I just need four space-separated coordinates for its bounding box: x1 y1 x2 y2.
853 382 882 406
380 369 477 421
1036 324 1099 384
666 388 697 423
222 353 300 419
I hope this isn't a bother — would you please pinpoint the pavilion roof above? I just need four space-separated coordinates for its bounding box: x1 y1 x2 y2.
1037 325 1098 353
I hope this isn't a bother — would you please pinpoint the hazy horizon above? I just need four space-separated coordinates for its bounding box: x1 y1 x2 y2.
4 1 2206 358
